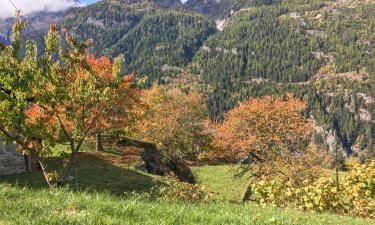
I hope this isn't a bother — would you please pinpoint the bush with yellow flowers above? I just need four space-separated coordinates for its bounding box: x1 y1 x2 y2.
342 160 375 218
251 160 375 219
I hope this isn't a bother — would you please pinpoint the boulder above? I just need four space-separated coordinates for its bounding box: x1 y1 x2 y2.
166 157 195 184
113 136 195 183
0 142 26 176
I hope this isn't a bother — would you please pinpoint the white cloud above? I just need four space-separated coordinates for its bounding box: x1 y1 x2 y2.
0 0 81 19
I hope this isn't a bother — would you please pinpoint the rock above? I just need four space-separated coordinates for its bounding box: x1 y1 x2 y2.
0 142 26 176
114 136 196 183
166 157 195 184
66 176 75 182
216 19 226 31
138 146 171 175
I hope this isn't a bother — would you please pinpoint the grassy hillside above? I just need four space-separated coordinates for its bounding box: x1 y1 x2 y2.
0 151 160 194
0 184 373 225
0 150 374 224
192 165 249 202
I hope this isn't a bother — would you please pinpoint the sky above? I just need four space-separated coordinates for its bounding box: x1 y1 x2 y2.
1 0 80 19
0 0 188 19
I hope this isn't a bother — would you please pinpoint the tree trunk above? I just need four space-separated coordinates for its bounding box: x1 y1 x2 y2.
25 154 32 172
241 179 253 202
60 146 77 184
38 160 53 188
96 131 104 152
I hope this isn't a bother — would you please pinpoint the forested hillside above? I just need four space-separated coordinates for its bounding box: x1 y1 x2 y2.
59 0 216 84
2 0 375 158
192 6 323 118
185 0 233 19
188 0 375 159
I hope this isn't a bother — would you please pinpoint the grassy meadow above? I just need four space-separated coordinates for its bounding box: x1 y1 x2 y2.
0 146 374 225
1 184 374 225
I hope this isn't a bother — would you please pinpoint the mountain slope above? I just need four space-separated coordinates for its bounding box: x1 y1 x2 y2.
184 0 279 19
0 11 64 44
188 1 375 158
0 0 82 44
191 6 323 117
60 0 216 83
2 0 375 159
185 0 233 19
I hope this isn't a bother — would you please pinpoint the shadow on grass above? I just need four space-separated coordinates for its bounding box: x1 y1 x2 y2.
0 152 162 195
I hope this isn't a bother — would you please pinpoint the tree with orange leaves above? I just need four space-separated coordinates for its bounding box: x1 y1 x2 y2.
83 56 142 151
28 28 141 182
213 94 311 176
135 84 212 159
0 14 140 186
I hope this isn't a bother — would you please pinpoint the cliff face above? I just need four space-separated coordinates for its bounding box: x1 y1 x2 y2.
0 143 26 176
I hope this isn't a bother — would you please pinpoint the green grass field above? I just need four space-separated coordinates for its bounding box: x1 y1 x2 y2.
0 184 373 225
192 165 249 202
0 152 160 194
0 150 374 225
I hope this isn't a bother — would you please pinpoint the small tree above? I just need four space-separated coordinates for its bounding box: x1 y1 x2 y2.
135 84 212 159
213 94 311 176
0 14 140 186
0 13 50 183
81 56 141 152
332 138 346 184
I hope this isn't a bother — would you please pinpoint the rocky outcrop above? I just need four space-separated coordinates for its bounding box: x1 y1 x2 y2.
0 143 26 176
165 157 195 183
111 136 196 183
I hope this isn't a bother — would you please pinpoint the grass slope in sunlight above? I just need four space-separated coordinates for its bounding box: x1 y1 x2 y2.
0 184 373 225
0 151 160 194
192 165 249 202
0 150 374 225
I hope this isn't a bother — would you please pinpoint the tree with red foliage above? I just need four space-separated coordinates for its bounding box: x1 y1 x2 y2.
213 94 311 176
0 15 141 186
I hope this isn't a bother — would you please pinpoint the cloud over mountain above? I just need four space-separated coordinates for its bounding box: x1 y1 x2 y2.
0 0 81 19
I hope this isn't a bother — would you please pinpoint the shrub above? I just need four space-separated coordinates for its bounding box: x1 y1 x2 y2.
295 177 345 213
47 171 60 185
342 160 375 218
242 148 331 202
151 174 213 202
251 179 290 207
251 160 375 219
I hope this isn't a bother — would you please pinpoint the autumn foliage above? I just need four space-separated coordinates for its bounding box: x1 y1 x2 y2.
0 15 141 186
135 85 212 158
25 54 140 144
213 94 311 164
251 159 375 219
